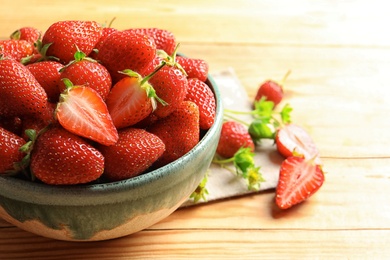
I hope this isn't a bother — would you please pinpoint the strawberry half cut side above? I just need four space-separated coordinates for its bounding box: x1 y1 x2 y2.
55 85 118 146
275 156 324 210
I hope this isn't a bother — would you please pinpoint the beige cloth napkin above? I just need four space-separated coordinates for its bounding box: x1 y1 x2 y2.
181 68 283 207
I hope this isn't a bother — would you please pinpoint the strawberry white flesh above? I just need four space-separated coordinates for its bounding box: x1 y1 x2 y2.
56 86 118 146
276 156 324 210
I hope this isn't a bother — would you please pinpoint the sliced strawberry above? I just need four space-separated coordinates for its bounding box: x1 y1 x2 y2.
275 123 321 165
55 86 118 146
276 156 324 209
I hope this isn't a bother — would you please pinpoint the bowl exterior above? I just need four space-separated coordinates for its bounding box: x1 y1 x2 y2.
0 76 223 241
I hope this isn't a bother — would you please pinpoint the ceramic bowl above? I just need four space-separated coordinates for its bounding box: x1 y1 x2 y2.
0 76 223 241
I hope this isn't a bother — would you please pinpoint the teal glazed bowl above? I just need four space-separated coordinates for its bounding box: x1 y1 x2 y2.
0 76 223 241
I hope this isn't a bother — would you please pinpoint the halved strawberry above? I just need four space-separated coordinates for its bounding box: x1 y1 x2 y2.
55 85 118 146
275 123 321 165
275 156 324 209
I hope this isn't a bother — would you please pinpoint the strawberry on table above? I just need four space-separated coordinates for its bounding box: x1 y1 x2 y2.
176 56 209 82
42 20 102 64
276 156 324 209
0 57 51 120
275 123 322 165
254 71 290 107
96 30 156 83
0 127 26 174
55 83 118 146
185 78 215 130
30 126 105 185
216 121 255 159
148 101 200 167
98 128 165 181
58 50 112 101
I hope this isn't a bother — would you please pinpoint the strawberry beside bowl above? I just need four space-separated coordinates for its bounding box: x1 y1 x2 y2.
0 75 223 242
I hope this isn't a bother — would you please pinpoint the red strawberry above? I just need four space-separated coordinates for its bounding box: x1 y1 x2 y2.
105 66 165 129
0 57 50 120
98 128 165 181
126 28 176 55
142 57 188 118
0 39 34 61
26 61 64 102
0 127 26 174
96 30 156 83
42 20 102 64
185 78 215 130
89 27 118 59
55 85 118 146
216 121 255 158
148 101 200 167
21 103 56 141
10 27 42 44
0 116 23 136
254 71 290 107
176 56 209 82
276 156 324 209
58 51 112 100
275 123 321 165
30 126 105 185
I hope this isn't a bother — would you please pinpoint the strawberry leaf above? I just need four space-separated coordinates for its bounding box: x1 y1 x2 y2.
280 103 293 124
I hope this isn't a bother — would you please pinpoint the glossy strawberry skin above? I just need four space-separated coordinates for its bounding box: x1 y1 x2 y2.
254 80 284 107
96 30 156 83
276 156 324 209
0 39 34 61
216 121 255 158
0 127 26 174
58 59 112 101
42 20 102 64
142 57 188 118
185 78 215 130
55 86 118 146
30 126 105 185
10 27 42 44
0 58 50 120
126 28 176 55
176 56 209 82
148 101 200 167
98 128 165 181
26 61 64 103
89 27 118 59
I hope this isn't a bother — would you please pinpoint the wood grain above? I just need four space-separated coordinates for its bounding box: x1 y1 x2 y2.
1 0 390 259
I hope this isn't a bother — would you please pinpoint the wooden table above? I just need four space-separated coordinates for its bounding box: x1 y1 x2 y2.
1 0 390 259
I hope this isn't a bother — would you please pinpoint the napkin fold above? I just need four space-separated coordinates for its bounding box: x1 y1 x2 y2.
181 68 283 207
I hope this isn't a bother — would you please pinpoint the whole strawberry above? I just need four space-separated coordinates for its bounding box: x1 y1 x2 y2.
10 26 42 44
0 127 26 174
148 101 200 167
185 78 215 130
42 20 102 64
0 39 34 62
98 128 165 181
0 57 50 120
58 50 112 100
30 126 105 185
126 28 176 55
96 30 156 83
26 60 64 102
142 56 188 118
176 56 209 82
216 121 255 159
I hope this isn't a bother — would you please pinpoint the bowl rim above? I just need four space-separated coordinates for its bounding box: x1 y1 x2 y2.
0 74 224 205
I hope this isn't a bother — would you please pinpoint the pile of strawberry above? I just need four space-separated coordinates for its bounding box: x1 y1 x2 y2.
0 20 215 185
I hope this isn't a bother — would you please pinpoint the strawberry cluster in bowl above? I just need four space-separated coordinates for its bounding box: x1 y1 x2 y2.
0 20 223 241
